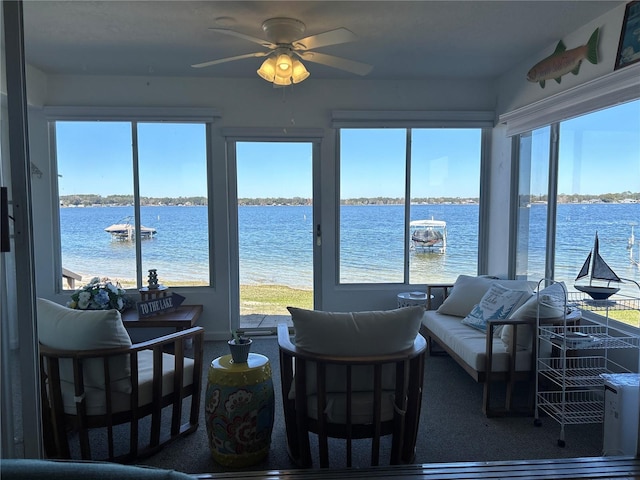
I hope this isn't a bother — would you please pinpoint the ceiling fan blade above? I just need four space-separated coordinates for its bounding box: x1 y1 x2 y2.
208 28 276 49
191 51 269 69
292 27 358 51
298 51 373 76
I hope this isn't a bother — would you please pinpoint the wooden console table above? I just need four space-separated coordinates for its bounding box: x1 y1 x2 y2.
121 304 202 332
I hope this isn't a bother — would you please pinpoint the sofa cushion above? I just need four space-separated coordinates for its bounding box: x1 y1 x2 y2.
37 298 132 393
461 284 530 333
437 275 535 317
287 306 423 356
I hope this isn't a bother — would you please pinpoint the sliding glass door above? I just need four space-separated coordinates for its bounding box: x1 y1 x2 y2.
231 140 316 331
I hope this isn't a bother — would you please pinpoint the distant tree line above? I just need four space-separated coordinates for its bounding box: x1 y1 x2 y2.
523 191 639 204
60 191 638 208
237 197 311 206
60 194 207 207
341 197 478 205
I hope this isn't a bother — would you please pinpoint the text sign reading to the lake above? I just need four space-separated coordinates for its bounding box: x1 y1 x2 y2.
137 293 185 318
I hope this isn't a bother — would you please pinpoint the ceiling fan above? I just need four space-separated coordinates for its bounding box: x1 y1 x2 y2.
191 17 373 85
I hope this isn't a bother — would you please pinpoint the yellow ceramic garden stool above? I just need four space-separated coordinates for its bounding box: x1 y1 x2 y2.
205 353 274 467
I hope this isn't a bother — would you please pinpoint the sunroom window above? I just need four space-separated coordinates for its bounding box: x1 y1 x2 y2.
54 120 210 290
516 99 640 327
338 127 483 285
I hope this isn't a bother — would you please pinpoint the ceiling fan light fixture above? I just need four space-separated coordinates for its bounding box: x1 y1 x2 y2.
273 68 292 85
257 56 277 82
291 58 310 84
276 52 292 72
195 17 373 84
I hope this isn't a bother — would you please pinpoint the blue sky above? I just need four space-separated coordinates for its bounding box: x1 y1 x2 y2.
55 99 639 199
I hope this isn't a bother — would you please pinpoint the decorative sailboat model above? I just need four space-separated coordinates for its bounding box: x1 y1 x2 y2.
574 232 621 300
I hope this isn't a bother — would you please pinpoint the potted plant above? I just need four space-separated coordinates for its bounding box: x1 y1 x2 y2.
228 330 252 363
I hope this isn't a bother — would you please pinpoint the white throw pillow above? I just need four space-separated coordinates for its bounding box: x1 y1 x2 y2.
461 284 530 333
37 298 133 393
502 282 567 351
436 275 495 317
287 306 423 356
436 275 534 318
510 281 567 321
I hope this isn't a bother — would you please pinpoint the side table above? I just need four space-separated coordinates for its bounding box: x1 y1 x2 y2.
397 291 428 308
121 304 202 332
205 353 274 467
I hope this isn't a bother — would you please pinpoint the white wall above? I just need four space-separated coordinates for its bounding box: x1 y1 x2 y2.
29 74 497 338
496 4 627 116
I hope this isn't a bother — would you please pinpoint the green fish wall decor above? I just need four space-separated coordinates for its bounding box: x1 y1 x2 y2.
527 28 599 88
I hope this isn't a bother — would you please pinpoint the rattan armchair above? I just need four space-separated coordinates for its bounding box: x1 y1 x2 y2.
277 322 426 468
37 299 204 462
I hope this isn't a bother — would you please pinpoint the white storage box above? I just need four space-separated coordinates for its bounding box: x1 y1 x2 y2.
601 373 640 456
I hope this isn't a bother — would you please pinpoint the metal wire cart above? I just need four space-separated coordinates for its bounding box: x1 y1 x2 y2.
534 279 640 447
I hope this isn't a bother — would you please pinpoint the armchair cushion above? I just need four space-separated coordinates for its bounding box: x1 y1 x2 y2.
37 298 132 393
287 306 423 356
58 350 196 415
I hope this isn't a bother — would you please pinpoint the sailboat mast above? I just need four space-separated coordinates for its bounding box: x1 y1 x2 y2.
590 234 599 286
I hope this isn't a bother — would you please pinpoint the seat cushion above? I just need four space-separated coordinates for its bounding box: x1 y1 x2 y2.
58 350 195 416
307 391 397 424
422 310 532 372
37 298 132 393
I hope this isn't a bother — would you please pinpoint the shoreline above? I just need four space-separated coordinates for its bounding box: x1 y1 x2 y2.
66 273 314 292
64 275 313 315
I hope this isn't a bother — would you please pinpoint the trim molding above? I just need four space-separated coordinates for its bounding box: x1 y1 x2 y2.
221 127 325 139
42 106 221 122
331 110 495 128
499 64 640 136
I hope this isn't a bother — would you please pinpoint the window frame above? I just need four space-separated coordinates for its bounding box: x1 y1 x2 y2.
44 107 220 293
511 102 640 336
221 127 325 327
332 110 494 286
504 65 640 283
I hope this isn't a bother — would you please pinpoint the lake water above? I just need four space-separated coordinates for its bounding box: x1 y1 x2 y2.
60 203 640 289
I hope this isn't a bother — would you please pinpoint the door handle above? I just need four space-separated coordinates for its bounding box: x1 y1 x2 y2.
316 224 321 246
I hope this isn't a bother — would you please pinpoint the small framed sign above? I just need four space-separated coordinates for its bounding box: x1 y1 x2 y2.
615 1 640 70
137 292 185 318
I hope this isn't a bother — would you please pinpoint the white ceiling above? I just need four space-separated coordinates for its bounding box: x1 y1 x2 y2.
22 1 623 81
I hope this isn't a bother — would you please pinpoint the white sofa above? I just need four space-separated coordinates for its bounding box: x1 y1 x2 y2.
420 275 547 417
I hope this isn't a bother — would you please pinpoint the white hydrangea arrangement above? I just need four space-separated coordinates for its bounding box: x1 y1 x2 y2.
68 277 130 311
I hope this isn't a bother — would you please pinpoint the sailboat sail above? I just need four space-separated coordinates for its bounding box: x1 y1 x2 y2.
574 232 622 300
590 234 621 283
592 253 621 282
575 252 591 280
